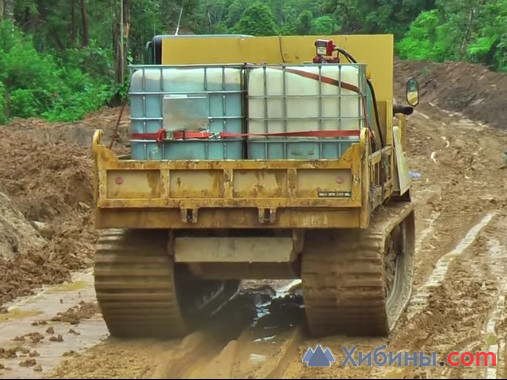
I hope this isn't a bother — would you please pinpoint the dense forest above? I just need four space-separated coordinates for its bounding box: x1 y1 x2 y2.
0 0 505 123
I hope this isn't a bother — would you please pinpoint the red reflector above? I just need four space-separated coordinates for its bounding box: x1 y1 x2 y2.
115 177 123 185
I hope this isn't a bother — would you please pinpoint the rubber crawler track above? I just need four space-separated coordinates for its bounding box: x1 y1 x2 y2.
302 202 415 337
94 229 188 338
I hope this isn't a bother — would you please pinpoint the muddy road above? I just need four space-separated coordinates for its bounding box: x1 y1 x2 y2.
1 62 507 379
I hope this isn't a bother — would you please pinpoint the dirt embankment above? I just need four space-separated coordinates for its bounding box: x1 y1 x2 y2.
0 129 94 306
5 106 131 147
0 106 132 307
394 59 507 130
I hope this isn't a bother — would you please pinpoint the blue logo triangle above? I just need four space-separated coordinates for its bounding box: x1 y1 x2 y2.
324 348 335 362
307 345 332 367
302 347 314 363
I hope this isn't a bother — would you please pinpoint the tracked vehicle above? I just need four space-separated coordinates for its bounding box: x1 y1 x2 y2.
92 34 419 338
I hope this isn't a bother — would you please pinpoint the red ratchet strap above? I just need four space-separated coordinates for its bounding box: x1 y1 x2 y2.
131 128 167 145
281 68 361 93
131 128 361 141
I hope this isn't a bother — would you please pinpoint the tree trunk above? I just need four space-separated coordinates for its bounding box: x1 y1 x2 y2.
0 0 14 20
123 0 130 80
208 11 213 33
80 0 89 47
113 0 130 85
459 8 475 60
6 0 13 20
113 11 120 83
71 0 77 48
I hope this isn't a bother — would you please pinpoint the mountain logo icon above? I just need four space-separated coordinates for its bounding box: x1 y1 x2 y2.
302 345 335 367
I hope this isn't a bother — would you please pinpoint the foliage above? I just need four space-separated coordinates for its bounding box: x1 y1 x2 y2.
0 20 116 122
396 10 446 61
310 15 336 35
324 0 436 39
294 10 313 35
232 2 279 36
397 0 507 71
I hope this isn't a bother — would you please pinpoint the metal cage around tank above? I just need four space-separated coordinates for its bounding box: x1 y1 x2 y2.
245 63 369 160
129 64 247 160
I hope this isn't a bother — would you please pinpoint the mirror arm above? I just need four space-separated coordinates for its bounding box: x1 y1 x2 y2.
393 105 414 115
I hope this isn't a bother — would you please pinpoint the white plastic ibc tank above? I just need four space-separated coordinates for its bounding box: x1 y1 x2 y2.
130 67 243 134
130 67 243 92
247 65 364 138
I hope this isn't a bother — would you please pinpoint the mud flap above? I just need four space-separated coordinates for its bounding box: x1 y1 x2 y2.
392 126 411 196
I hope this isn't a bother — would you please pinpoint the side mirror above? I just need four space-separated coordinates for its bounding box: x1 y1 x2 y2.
406 78 419 107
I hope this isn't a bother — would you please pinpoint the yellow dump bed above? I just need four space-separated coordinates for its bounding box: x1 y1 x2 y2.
92 35 399 231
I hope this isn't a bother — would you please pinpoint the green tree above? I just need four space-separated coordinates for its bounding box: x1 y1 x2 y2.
466 0 507 70
326 0 435 38
396 9 446 61
295 10 312 35
310 15 335 35
224 0 250 29
397 0 506 71
233 2 279 36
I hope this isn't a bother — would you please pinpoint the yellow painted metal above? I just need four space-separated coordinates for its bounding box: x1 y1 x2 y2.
93 134 363 211
396 114 408 150
107 170 161 199
92 130 367 229
161 35 393 103
96 207 363 229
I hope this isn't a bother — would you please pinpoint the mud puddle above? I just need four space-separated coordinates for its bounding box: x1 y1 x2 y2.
0 269 107 378
147 280 304 379
229 281 304 378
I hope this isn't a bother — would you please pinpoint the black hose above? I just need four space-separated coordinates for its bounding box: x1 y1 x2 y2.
366 79 385 147
335 48 385 148
335 48 357 64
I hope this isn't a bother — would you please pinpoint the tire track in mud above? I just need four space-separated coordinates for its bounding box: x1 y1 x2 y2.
148 284 305 379
406 212 497 319
386 215 506 379
481 218 507 379
285 213 501 380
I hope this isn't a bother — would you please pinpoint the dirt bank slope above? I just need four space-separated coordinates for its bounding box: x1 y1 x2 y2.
0 126 96 306
395 60 507 130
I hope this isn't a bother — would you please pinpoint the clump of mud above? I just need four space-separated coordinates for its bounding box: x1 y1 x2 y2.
50 302 100 325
